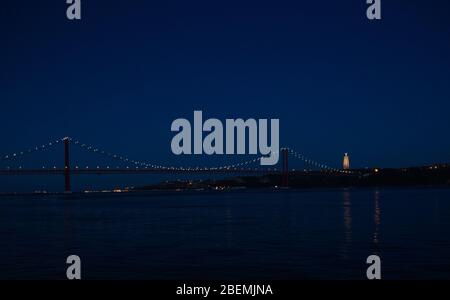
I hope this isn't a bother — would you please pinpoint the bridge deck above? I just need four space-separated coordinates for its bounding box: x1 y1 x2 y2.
0 169 277 175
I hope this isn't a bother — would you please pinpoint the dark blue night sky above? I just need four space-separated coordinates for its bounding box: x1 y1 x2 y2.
1 0 450 190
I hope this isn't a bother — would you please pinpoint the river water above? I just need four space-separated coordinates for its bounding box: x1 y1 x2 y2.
1 187 449 279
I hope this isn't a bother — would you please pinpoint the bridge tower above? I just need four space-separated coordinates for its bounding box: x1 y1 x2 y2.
281 148 289 187
63 137 71 193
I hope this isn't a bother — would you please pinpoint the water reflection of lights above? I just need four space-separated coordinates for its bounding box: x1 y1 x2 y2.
373 190 381 250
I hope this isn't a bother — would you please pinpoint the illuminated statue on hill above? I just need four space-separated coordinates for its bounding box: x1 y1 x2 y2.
343 153 350 170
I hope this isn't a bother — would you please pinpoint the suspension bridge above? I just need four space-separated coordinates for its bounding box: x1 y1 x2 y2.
0 137 350 192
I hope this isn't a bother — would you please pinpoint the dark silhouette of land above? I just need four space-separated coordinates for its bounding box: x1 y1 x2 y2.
136 164 450 191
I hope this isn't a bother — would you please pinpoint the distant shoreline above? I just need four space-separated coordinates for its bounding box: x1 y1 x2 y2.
1 183 450 197
134 165 450 191
1 164 449 196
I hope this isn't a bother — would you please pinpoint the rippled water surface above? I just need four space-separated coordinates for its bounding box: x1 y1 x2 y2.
1 187 449 279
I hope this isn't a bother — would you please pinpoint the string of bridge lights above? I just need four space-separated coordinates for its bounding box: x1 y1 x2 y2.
71 138 274 171
0 138 65 163
1 138 347 173
284 147 351 174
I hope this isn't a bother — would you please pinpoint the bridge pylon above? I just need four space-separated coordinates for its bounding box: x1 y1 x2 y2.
63 137 71 193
